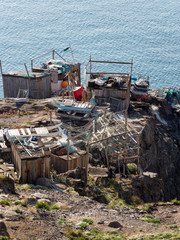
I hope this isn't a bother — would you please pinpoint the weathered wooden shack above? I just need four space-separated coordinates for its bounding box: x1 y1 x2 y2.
11 142 51 184
85 58 133 111
31 50 81 93
3 71 51 99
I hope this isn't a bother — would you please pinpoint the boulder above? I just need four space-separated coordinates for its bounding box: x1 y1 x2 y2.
108 221 123 229
0 174 15 194
35 177 52 187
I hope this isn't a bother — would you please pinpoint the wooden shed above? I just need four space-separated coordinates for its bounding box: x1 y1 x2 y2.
11 142 51 184
51 150 89 174
85 58 133 111
3 71 51 99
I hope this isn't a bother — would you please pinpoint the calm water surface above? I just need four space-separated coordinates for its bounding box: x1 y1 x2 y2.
0 0 180 97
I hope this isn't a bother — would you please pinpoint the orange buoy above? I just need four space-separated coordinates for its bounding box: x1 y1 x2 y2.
61 80 68 88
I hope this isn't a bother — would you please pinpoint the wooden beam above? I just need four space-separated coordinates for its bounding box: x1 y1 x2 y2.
110 153 139 160
86 72 129 75
89 60 132 65
89 131 130 145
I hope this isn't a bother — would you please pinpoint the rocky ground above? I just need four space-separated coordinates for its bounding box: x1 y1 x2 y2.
0 95 180 239
0 183 180 240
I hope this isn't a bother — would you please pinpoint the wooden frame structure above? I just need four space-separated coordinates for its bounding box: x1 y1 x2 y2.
87 110 143 177
85 57 133 111
31 49 81 86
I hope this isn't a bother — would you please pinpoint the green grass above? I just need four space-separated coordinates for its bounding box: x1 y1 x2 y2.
169 224 178 229
66 229 88 240
0 236 9 240
0 200 10 206
171 198 180 205
35 201 50 210
66 187 79 195
141 214 160 224
51 205 60 210
14 201 22 205
129 230 180 239
58 218 66 225
127 163 137 174
15 183 47 190
82 219 93 225
66 228 126 240
130 195 142 205
57 218 74 228
80 223 89 230
106 196 127 209
15 208 22 214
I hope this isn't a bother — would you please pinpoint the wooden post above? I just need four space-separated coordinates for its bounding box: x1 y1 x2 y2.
86 130 90 154
105 148 109 170
31 60 33 71
123 110 128 177
67 130 70 161
0 60 5 97
24 63 30 95
130 58 133 76
93 117 96 133
50 111 52 124
52 50 55 60
0 60 3 77
69 122 72 139
89 56 91 77
137 134 140 175
117 154 122 179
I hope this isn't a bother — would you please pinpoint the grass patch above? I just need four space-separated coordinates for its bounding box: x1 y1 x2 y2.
130 195 142 205
15 208 22 214
106 196 127 209
14 201 22 205
141 214 160 224
82 218 93 225
66 187 79 195
66 229 88 240
0 236 9 240
169 224 178 229
58 218 74 228
35 201 50 210
0 200 10 206
51 205 60 210
127 163 137 174
58 218 66 225
139 203 152 212
171 198 180 205
80 223 89 230
66 228 126 240
15 183 47 190
129 230 180 239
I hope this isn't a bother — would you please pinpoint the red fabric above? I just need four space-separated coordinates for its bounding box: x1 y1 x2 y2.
73 86 83 99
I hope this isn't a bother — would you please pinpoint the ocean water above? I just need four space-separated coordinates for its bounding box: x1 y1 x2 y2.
0 0 180 98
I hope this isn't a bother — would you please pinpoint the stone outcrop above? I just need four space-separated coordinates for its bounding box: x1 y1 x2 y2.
139 98 180 201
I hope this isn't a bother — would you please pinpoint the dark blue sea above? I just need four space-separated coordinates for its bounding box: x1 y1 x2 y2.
0 0 180 98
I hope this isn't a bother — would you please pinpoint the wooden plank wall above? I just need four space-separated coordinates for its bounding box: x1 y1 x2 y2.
3 75 28 98
11 142 22 180
11 142 51 183
3 75 51 99
21 157 50 184
51 152 89 174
